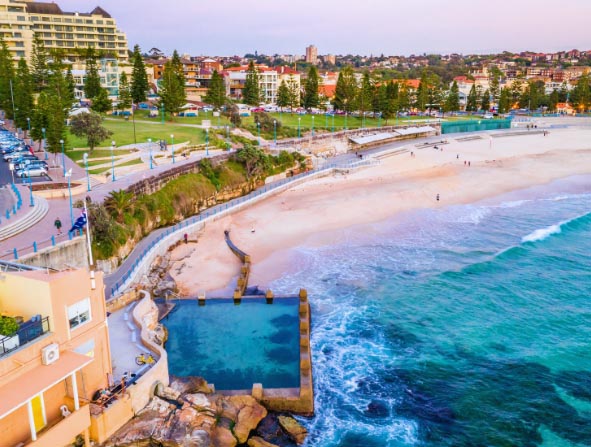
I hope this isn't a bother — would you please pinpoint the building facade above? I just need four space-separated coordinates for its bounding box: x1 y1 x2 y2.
305 45 317 65
0 266 112 447
0 0 128 62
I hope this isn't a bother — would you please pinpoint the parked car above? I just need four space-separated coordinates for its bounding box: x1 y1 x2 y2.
250 107 264 113
15 160 45 170
201 106 213 113
17 166 47 178
4 150 32 162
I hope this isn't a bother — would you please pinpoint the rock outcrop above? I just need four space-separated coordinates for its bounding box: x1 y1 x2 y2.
102 377 301 447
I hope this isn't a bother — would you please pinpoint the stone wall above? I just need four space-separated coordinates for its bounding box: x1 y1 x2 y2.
19 237 89 270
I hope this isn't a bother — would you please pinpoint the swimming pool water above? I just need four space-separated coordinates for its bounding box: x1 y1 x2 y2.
164 298 301 390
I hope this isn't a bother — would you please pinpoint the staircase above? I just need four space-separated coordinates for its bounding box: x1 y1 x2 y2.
0 196 49 241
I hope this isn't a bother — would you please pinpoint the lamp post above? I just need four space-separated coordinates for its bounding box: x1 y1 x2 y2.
27 165 34 207
298 117 301 141
170 134 175 164
148 138 153 169
60 139 65 176
256 122 261 146
345 112 348 131
273 119 277 146
26 117 30 138
83 152 90 191
110 141 116 181
332 113 335 133
226 125 230 151
325 113 328 130
311 115 315 137
161 103 165 124
65 168 73 227
42 127 47 160
205 128 209 157
378 112 382 128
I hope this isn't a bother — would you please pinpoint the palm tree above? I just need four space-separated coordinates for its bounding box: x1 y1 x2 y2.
104 190 134 223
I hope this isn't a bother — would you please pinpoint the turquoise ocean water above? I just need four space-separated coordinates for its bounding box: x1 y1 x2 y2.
269 175 591 447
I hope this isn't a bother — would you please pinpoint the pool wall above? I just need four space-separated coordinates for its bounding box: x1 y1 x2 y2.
255 289 314 416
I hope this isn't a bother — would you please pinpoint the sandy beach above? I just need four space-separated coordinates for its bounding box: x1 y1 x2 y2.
168 128 591 296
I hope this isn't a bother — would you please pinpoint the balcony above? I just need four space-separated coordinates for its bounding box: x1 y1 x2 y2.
0 316 50 358
28 405 90 447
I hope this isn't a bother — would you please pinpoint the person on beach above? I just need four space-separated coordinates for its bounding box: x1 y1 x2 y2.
54 218 62 234
436 194 440 201
251 227 255 233
183 233 188 244
457 154 459 159
464 161 466 166
468 161 471 166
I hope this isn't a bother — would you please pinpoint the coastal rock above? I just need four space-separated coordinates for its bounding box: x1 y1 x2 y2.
365 399 389 417
156 385 181 402
211 425 238 447
247 436 281 447
228 395 268 443
184 393 217 415
169 376 213 395
255 414 296 447
277 415 307 445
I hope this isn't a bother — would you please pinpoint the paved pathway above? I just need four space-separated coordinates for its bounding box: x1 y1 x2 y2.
107 305 145 382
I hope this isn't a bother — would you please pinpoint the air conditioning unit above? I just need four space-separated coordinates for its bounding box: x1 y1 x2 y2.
41 343 60 365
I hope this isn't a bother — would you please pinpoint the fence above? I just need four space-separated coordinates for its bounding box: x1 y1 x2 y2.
441 119 513 134
108 157 379 298
1 228 85 261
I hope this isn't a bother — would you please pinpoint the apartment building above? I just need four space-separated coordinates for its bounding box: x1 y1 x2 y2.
225 64 279 104
305 45 318 65
0 0 128 62
0 264 113 447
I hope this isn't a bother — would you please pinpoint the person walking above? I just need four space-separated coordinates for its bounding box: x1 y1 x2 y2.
183 233 188 244
54 217 62 235
436 194 440 201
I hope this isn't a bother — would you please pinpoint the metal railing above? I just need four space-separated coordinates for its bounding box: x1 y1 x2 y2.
1 229 85 261
0 315 50 357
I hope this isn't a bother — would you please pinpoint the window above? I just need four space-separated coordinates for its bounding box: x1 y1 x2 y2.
17 16 25 21
15 42 24 47
67 298 91 330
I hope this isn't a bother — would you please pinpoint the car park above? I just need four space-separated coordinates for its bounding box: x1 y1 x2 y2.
16 166 47 178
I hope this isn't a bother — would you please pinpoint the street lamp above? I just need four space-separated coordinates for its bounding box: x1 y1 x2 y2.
27 165 34 207
298 117 301 141
26 117 30 138
256 122 261 146
83 152 90 191
161 103 165 124
41 127 47 160
273 119 277 146
332 113 335 133
205 128 209 156
111 141 116 181
311 115 315 137
65 168 73 227
170 134 175 164
148 138 153 169
345 112 348 131
226 125 230 151
60 139 65 176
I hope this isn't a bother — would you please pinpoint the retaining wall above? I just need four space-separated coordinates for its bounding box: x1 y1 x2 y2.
19 237 88 270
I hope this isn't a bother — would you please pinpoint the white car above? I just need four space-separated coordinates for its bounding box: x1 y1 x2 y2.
17 166 47 178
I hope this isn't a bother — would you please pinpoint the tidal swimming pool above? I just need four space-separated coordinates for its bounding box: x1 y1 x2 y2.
164 298 301 391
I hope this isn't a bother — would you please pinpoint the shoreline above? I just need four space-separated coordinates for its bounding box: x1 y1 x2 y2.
168 128 591 296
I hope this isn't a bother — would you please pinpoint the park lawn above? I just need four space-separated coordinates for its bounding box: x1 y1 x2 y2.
108 109 232 127
70 149 136 162
88 158 144 175
66 119 207 150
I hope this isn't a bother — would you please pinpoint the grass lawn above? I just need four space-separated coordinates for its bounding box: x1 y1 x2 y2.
108 109 233 127
88 158 143 175
66 120 207 150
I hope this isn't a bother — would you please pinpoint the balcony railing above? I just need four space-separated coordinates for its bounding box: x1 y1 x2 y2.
0 316 50 358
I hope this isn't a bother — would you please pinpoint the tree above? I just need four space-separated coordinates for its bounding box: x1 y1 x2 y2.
302 65 320 110
90 88 112 114
242 61 261 106
30 91 50 150
276 80 291 110
466 84 478 112
415 71 430 111
130 44 149 103
223 103 242 127
357 71 373 120
84 48 102 100
158 50 186 117
31 34 49 92
397 82 411 112
481 89 491 112
498 88 511 114
13 58 34 130
0 35 15 119
44 59 72 157
70 111 113 151
203 70 226 110
117 71 132 111
235 144 271 179
105 190 134 223
444 81 460 113
332 65 357 113
548 89 560 112
570 74 591 112
65 68 76 106
287 75 300 110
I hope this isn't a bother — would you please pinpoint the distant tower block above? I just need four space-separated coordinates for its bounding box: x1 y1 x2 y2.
305 45 318 65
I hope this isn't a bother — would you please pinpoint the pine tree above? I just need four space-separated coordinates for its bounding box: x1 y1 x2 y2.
84 48 102 100
30 91 50 150
398 82 411 113
13 58 34 130
31 34 49 92
203 70 226 110
276 80 290 110
65 68 76 106
466 84 478 112
130 44 149 103
117 71 132 111
91 88 112 114
287 75 300 110
302 66 320 110
444 81 460 113
548 89 560 113
158 50 186 117
570 74 591 112
0 35 15 119
386 80 399 116
243 61 261 106
498 88 511 114
45 62 70 157
415 71 430 111
481 89 491 112
357 71 373 120
332 65 357 113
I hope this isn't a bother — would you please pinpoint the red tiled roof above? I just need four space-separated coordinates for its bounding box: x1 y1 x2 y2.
319 84 336 98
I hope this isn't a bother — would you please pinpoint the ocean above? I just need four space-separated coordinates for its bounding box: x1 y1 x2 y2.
269 174 591 447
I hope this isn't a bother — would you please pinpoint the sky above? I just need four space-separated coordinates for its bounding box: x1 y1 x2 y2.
56 0 591 57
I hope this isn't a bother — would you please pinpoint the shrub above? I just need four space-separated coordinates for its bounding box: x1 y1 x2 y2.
0 316 19 337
